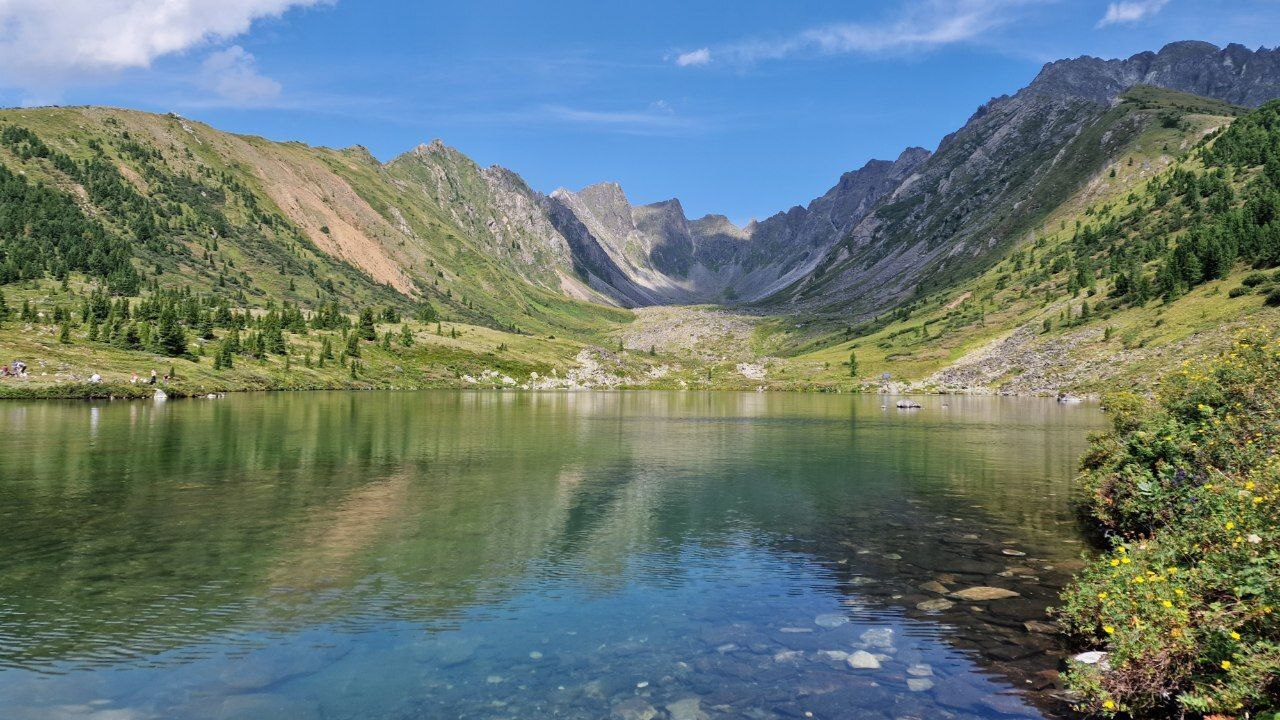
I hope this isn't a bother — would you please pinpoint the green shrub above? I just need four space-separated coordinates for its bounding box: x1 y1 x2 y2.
1267 287 1280 307
1228 285 1253 298
1059 330 1280 716
1241 272 1271 287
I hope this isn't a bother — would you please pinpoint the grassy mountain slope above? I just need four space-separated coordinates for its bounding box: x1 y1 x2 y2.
781 88 1280 394
0 106 628 337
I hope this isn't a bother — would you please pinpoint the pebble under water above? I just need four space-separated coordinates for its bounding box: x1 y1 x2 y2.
0 391 1104 719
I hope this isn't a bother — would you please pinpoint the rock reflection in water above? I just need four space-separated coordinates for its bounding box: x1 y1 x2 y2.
0 391 1101 719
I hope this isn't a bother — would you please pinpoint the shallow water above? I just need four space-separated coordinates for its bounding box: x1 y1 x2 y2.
0 391 1103 720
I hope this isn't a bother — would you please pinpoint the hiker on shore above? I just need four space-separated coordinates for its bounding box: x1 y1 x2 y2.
148 370 157 385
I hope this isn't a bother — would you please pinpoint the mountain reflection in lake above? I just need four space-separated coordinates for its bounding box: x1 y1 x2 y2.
0 391 1102 719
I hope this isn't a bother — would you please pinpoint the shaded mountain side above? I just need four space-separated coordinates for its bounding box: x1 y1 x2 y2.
770 41 1279 320
545 147 930 306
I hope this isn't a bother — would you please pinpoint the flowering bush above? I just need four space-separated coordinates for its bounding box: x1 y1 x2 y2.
1059 331 1280 716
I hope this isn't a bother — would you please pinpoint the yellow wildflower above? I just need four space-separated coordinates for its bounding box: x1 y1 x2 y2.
1103 700 1115 710
1162 600 1173 608
1222 660 1232 670
1231 631 1241 640
1226 521 1236 530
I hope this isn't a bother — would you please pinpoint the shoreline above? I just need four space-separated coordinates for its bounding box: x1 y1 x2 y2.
0 380 1104 402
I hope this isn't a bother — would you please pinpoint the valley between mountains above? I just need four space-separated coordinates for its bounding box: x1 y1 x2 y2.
4 40 1280 398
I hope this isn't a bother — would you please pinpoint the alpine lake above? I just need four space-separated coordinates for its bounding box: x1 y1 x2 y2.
0 391 1105 720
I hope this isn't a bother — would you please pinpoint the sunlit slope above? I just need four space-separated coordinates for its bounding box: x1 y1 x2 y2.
0 106 628 338
786 88 1280 393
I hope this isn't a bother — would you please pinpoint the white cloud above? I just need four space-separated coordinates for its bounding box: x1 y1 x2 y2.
199 45 281 105
1096 0 1169 27
0 0 323 94
676 48 712 67
671 0 1048 68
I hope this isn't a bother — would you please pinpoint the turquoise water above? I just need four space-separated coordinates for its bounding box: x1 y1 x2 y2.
0 392 1102 719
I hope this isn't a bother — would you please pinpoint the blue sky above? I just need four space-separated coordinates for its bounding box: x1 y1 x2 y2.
1 1 1278 223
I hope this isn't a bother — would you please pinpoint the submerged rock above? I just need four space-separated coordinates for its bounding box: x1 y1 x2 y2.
814 613 849 628
918 580 949 595
860 628 895 648
612 697 659 720
666 697 710 720
951 586 1021 601
907 663 934 677
906 678 935 692
846 650 882 669
1023 620 1058 634
916 598 955 612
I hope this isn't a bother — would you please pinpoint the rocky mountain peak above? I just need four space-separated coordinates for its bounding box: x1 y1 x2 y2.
1026 40 1280 107
411 138 451 156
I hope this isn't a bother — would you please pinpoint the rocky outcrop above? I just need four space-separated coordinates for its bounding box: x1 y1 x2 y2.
1028 41 1280 107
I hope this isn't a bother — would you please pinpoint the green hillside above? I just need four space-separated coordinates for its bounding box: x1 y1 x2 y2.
784 88 1280 394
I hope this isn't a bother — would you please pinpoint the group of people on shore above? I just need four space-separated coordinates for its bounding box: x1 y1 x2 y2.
0 360 27 378
0 363 172 385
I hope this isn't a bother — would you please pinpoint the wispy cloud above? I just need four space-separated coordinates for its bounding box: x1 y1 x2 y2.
1096 0 1170 27
675 48 712 67
199 45 282 106
537 101 697 135
670 0 1050 68
433 101 700 137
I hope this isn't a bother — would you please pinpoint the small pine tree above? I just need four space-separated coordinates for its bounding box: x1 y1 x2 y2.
156 307 188 357
400 324 414 347
0 290 8 321
214 338 235 370
345 331 361 358
381 331 392 350
848 350 858 378
357 308 377 341
58 323 71 344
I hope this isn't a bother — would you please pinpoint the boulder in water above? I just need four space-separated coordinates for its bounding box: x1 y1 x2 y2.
846 650 881 669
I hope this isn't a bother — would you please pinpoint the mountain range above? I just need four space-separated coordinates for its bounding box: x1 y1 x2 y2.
368 40 1280 316
3 39 1280 396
